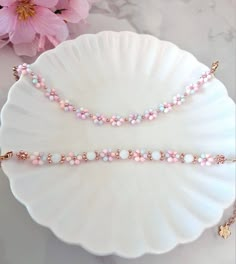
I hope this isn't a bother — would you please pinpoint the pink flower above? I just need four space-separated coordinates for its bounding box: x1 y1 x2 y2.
173 94 185 106
133 149 147 162
110 115 124 127
159 102 172 113
166 151 179 163
60 100 74 112
76 107 89 120
54 0 90 23
66 152 82 165
198 154 214 166
128 113 142 125
0 0 98 56
92 113 106 126
45 88 60 102
144 109 157 120
0 1 68 44
100 149 115 162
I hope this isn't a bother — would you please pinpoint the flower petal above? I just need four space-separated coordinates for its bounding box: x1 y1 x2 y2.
0 0 16 6
9 19 36 44
33 0 59 8
70 0 90 19
0 38 9 48
55 0 69 9
56 0 90 23
13 38 39 57
57 9 82 23
0 6 16 36
32 7 68 42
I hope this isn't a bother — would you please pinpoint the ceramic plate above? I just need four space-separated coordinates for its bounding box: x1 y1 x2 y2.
0 31 235 258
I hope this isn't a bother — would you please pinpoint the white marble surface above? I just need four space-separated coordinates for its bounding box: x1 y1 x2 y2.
0 0 235 263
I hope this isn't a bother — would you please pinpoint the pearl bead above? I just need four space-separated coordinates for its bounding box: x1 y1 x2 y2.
87 152 96 161
51 153 61 164
151 151 161 160
184 154 194 163
119 150 129 159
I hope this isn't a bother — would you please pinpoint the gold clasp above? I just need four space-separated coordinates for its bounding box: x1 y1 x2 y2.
211 61 219 73
12 66 20 81
0 151 13 161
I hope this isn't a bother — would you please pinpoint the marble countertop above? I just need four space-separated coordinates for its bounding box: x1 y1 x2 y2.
0 0 235 263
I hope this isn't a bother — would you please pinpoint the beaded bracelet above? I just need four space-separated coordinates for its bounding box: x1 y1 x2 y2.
1 149 235 166
13 61 219 127
1 148 235 239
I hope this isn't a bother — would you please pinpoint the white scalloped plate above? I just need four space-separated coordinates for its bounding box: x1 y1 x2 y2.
0 31 235 258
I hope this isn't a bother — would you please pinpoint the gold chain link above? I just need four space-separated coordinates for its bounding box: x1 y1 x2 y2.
12 66 20 81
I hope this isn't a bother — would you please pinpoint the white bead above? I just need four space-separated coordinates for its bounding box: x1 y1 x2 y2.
151 151 161 160
30 155 35 160
119 150 129 159
51 153 61 164
184 154 194 163
87 152 96 161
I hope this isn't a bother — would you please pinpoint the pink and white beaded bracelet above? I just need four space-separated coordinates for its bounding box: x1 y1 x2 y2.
1 149 235 166
13 61 219 127
1 148 235 240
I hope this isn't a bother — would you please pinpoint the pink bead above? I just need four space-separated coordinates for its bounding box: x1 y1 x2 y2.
77 155 82 160
32 159 39 165
75 160 80 165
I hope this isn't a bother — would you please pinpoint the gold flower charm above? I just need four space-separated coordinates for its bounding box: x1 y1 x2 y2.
16 150 29 160
219 224 231 239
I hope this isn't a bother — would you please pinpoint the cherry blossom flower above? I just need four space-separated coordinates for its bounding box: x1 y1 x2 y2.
0 0 98 56
0 0 68 54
